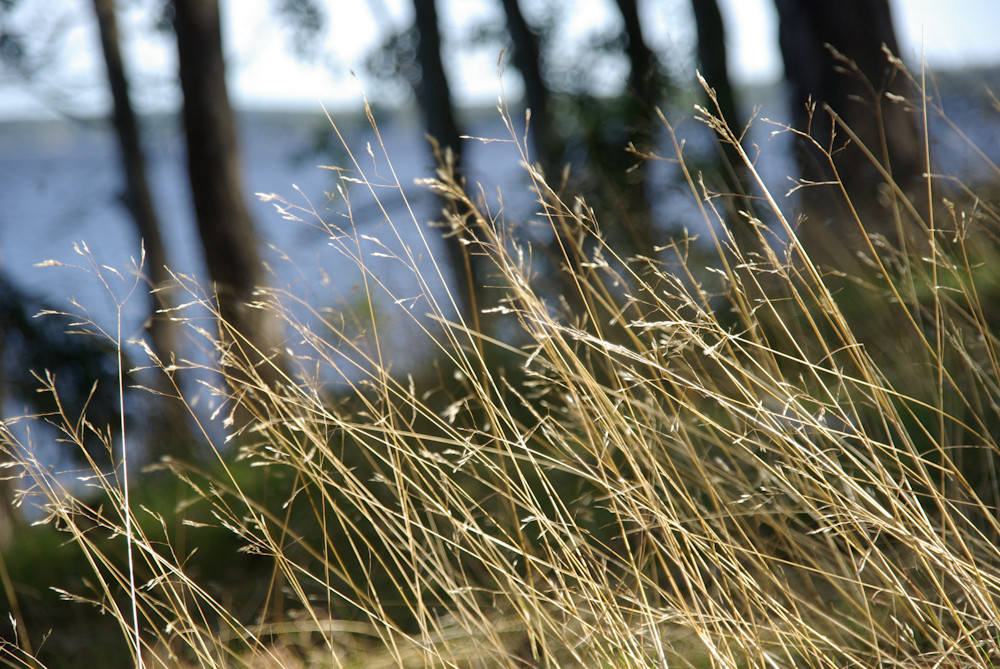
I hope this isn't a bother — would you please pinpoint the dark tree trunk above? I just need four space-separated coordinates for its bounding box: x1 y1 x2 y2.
500 0 560 178
612 0 658 253
412 0 462 166
0 318 14 553
411 0 479 321
92 0 171 310
173 0 284 416
774 0 920 200
690 0 754 244
92 0 193 457
614 0 654 106
690 0 741 141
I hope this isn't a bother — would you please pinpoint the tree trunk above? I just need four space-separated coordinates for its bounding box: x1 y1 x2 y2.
172 0 284 420
92 0 193 458
0 314 14 552
499 0 560 179
92 0 171 311
612 0 658 254
774 0 921 202
614 0 654 107
689 0 755 248
691 0 739 135
412 0 462 168
411 0 480 322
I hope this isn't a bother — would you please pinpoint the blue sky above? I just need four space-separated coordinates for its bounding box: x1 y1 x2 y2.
1 0 999 119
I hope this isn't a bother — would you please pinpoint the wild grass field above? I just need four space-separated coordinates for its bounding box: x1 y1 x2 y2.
3 72 1000 668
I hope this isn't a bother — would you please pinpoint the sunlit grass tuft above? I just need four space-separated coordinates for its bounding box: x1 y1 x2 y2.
5 72 1000 668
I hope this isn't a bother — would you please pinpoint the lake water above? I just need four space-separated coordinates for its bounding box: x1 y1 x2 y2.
0 104 580 458
0 102 742 403
0 109 499 349
1 76 999 435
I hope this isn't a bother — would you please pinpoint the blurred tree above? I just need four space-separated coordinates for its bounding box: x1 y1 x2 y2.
470 0 665 256
691 0 740 139
92 0 171 355
614 0 655 110
172 0 286 417
91 0 193 457
410 0 481 322
0 0 87 120
773 0 921 223
606 0 659 253
270 0 325 59
499 0 560 180
507 1 664 257
690 0 748 187
411 0 463 186
689 0 756 249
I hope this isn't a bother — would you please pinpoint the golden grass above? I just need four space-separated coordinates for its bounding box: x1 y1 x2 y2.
4 74 1000 668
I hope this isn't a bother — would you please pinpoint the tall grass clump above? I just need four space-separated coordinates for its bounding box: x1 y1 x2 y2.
4 72 1000 668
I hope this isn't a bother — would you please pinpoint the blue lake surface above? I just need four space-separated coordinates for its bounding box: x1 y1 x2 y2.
0 110 529 394
0 110 492 346
1 76 998 427
0 107 535 462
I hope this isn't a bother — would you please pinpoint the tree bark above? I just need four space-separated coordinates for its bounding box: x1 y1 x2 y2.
774 0 920 199
0 304 14 552
92 0 171 303
690 0 741 141
499 0 560 178
172 0 284 418
612 0 658 254
412 0 461 167
92 0 194 457
411 0 480 321
689 0 755 245
614 0 654 107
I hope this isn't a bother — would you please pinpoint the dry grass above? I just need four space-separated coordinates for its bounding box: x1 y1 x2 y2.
4 73 1000 668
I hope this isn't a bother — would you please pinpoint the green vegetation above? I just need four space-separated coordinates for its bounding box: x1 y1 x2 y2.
3 77 1000 668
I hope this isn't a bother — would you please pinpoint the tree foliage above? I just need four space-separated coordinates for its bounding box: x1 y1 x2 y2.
0 273 125 457
270 0 325 59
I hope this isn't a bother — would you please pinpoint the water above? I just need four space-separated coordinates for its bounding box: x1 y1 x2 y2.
0 105 549 457
2 78 998 425
0 110 449 343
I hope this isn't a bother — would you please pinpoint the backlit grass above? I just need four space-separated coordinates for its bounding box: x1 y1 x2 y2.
3 74 1000 668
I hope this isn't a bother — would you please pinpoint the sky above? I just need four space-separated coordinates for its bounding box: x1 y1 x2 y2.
225 0 1000 110
1 0 999 120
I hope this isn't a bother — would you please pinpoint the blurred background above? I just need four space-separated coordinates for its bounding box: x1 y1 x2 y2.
4 4 1000 666
1 0 999 445
2 0 1000 117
